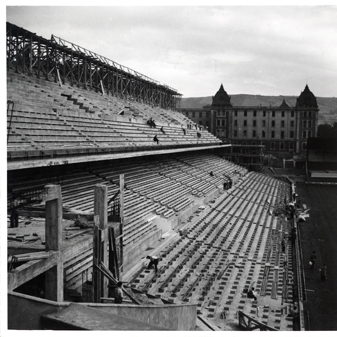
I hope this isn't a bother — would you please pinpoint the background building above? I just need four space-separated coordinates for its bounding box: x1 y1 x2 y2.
181 84 319 165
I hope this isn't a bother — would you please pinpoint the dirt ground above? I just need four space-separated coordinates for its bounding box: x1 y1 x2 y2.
296 183 337 331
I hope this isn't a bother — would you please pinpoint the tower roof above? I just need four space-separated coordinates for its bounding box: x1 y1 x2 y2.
279 99 290 109
296 85 318 108
211 84 232 107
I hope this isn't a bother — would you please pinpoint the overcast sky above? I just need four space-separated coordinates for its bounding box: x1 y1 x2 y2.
6 4 337 98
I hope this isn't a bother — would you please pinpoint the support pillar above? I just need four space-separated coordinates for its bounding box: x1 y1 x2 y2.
44 184 63 302
119 174 124 274
93 184 108 301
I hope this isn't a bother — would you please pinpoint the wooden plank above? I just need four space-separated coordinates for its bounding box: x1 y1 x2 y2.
94 185 108 299
65 257 93 282
8 251 60 291
93 226 102 303
44 184 63 302
65 256 93 277
7 251 51 263
64 248 92 268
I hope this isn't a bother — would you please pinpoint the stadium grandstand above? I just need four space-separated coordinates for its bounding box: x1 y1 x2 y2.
7 21 321 331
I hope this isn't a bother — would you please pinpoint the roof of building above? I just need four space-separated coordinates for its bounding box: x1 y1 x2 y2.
296 85 318 108
211 84 232 107
279 99 290 109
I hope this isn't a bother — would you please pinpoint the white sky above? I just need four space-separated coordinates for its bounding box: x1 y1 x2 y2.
5 4 337 98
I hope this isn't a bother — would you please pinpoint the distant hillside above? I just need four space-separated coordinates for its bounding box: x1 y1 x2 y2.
180 94 337 125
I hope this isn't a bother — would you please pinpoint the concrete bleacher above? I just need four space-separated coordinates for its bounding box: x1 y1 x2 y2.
125 172 293 331
8 153 246 252
7 70 221 159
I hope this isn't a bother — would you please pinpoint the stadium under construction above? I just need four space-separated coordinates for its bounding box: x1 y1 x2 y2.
6 22 337 331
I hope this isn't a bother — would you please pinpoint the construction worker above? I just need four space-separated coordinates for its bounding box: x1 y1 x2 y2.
147 255 159 272
114 281 123 304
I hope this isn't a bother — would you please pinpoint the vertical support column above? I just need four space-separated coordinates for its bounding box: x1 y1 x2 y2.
119 174 124 274
93 215 101 303
94 184 108 300
44 184 63 302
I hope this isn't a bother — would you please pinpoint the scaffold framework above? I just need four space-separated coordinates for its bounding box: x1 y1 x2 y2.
6 22 182 110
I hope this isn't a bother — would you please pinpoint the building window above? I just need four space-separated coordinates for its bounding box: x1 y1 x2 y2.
308 120 312 128
271 120 275 127
281 131 285 139
290 131 294 138
217 120 220 126
199 112 202 118
290 120 294 127
243 130 247 137
244 110 247 117
234 130 237 137
302 142 307 150
282 111 285 117
304 111 307 118
234 120 238 126
253 130 256 137
281 120 285 127
289 142 294 150
244 120 247 127
222 119 226 127
262 120 266 127
272 111 275 117
280 142 284 150
263 111 266 117
253 120 256 127
270 142 275 150
302 131 306 139
303 120 307 128
235 110 238 116
271 131 275 138
291 111 294 117
262 130 266 138
217 111 220 117
192 112 195 118
308 131 312 138
253 110 257 117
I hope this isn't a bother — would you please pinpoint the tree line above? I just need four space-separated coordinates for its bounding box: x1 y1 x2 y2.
317 122 337 138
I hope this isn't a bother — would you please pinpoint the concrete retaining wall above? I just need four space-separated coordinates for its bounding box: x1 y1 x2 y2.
88 302 197 330
8 293 68 330
8 292 196 330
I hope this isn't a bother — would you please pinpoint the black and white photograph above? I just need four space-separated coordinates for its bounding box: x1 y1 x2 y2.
2 2 337 335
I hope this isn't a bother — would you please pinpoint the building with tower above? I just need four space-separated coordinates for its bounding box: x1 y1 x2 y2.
181 84 319 165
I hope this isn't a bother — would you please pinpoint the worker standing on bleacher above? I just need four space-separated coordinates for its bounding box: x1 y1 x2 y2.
147 255 159 272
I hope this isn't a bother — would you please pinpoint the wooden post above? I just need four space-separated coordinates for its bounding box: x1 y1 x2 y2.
94 184 108 300
93 215 101 303
119 174 124 274
44 184 63 302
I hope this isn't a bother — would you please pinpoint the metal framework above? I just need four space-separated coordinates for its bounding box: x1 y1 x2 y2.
6 22 182 110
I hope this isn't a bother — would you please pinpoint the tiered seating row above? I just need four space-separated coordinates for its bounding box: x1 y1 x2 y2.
7 70 221 156
129 172 292 330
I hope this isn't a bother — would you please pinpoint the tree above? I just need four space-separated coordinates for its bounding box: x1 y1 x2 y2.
317 123 337 138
